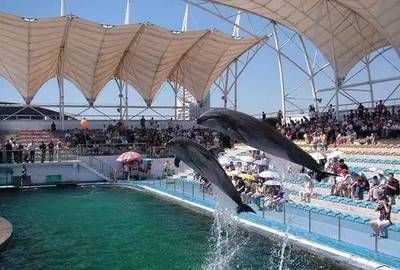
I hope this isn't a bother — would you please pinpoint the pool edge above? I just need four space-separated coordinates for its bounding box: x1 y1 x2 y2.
119 183 394 270
0 217 12 251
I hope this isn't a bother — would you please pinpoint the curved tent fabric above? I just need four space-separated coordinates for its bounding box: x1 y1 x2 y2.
0 12 264 105
209 0 398 79
62 18 141 103
337 0 400 55
118 25 207 105
169 31 264 102
0 13 67 103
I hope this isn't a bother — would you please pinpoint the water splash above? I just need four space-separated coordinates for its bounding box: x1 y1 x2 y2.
202 189 249 270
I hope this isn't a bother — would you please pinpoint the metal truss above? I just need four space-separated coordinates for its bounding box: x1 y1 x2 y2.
4 0 400 126
183 0 400 121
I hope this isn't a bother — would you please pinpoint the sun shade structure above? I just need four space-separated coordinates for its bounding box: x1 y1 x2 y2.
0 12 264 105
209 0 400 79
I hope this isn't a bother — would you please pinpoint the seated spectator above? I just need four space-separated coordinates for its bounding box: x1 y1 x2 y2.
385 173 399 205
335 169 351 197
225 161 236 171
241 180 257 204
368 176 381 202
251 182 265 210
370 196 392 238
264 186 285 211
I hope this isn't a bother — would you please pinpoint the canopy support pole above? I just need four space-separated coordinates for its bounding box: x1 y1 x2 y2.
325 0 341 121
57 75 65 130
234 60 238 111
224 68 229 109
272 22 286 124
299 34 319 112
183 88 186 119
125 82 129 121
116 79 124 121
335 79 342 120
365 56 375 108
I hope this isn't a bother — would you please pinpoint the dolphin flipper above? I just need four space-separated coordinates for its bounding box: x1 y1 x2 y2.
237 203 256 214
174 158 181 168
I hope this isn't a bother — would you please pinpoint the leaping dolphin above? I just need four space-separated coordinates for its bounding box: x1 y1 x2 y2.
166 137 255 214
197 109 335 181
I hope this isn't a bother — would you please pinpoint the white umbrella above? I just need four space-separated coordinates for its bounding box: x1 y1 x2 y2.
264 180 281 186
310 152 326 160
240 156 255 163
259 170 280 179
327 150 343 159
218 155 232 165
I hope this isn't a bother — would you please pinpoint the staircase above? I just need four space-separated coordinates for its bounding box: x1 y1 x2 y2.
79 156 116 182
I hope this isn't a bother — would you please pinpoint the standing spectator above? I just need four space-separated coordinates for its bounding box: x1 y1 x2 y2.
27 140 35 163
140 116 146 129
370 196 392 238
385 173 399 205
51 121 56 132
262 111 266 121
55 141 62 162
277 110 283 124
301 172 314 203
48 140 54 162
13 141 19 163
18 143 24 163
39 141 46 163
5 140 12 163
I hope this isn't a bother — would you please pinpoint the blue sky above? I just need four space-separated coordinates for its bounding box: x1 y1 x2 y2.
1 0 399 118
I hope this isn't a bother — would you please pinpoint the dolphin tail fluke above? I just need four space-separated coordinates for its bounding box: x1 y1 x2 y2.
315 171 338 182
237 203 256 214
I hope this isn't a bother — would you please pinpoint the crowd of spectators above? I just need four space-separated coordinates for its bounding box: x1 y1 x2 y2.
0 139 62 164
276 101 400 148
63 118 226 157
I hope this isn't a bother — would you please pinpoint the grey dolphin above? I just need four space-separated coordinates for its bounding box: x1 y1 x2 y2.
166 137 255 214
197 109 335 181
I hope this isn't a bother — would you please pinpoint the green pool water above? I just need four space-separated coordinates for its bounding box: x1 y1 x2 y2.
0 187 344 270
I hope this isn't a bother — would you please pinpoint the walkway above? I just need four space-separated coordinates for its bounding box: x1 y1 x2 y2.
0 217 12 249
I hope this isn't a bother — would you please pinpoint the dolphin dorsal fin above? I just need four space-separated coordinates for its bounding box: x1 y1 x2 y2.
174 158 181 168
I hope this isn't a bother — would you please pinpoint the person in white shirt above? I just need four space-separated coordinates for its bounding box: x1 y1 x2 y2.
335 170 351 197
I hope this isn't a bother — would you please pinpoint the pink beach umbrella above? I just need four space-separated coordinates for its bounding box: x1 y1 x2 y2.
117 151 142 163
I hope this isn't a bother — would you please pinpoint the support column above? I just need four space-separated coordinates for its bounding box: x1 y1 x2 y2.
117 79 124 121
299 35 319 112
182 88 186 120
365 56 374 108
224 68 229 109
272 22 286 124
335 78 342 120
57 75 65 130
174 86 178 120
125 82 128 121
234 60 238 111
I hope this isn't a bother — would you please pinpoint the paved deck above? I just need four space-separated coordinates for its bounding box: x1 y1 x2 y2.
0 217 12 249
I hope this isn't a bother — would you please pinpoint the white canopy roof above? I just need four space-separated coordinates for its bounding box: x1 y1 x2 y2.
0 12 264 104
210 0 400 79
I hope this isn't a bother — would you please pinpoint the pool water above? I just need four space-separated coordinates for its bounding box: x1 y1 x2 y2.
0 187 344 270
